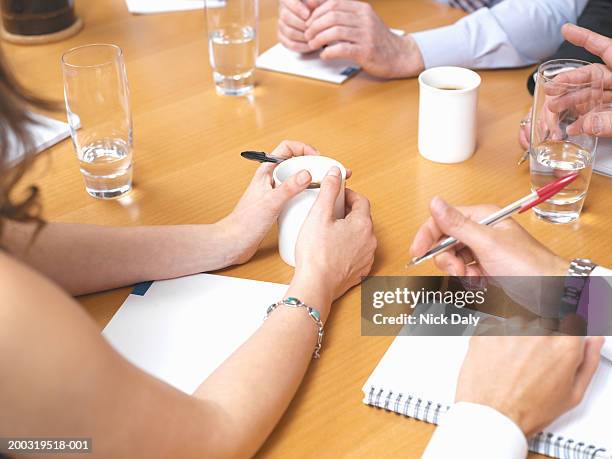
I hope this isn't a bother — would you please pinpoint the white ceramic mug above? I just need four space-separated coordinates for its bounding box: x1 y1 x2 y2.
418 66 481 163
273 156 346 267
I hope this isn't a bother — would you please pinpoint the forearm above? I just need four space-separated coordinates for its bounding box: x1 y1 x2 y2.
193 275 332 458
2 220 237 295
412 0 586 69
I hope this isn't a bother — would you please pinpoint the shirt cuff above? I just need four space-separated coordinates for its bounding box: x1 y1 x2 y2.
411 23 473 69
592 266 612 276
422 402 528 459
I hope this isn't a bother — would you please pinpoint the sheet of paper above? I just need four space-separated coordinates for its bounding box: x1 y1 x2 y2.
594 137 612 177
256 29 405 84
363 335 612 458
125 0 223 14
102 274 287 394
5 113 70 167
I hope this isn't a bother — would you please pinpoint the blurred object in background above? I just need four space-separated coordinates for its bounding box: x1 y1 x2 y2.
0 0 82 45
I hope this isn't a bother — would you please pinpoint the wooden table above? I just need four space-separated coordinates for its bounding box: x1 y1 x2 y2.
6 0 611 457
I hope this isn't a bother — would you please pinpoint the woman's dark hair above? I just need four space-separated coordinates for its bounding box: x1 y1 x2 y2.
0 46 58 241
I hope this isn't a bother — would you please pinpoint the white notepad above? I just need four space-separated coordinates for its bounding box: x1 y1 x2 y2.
363 336 612 459
125 0 223 14
103 274 287 394
256 29 405 84
5 113 70 167
594 138 612 177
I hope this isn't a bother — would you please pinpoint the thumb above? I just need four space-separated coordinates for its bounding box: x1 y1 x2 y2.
430 197 491 251
311 166 342 220
580 112 612 137
270 169 312 212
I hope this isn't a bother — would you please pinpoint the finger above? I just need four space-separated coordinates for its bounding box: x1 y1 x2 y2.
278 21 309 43
571 336 604 405
320 42 361 62
281 0 312 21
345 188 371 219
307 0 361 25
304 10 361 40
409 201 499 257
270 140 320 160
429 197 496 252
279 5 309 31
519 127 530 150
547 63 606 89
456 246 475 266
278 32 313 53
569 110 612 137
433 250 467 277
308 25 360 50
253 162 277 185
562 23 612 67
269 169 312 212
304 0 325 9
311 166 343 220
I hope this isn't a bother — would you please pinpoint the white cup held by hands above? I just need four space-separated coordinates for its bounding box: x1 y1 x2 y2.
273 156 346 267
418 66 481 164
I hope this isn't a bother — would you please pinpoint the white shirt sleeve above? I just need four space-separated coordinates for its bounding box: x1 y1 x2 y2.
592 266 612 276
422 402 528 459
411 0 587 69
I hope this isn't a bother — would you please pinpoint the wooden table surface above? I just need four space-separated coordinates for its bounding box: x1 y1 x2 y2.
6 0 611 457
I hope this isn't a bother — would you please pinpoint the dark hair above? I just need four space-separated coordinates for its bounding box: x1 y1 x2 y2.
0 47 58 242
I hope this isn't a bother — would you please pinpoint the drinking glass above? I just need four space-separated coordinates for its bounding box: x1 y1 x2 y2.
206 0 258 96
529 59 603 223
62 44 133 199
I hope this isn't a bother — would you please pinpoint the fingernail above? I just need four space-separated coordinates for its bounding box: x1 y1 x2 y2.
297 169 311 185
327 166 341 177
592 115 603 135
430 197 448 216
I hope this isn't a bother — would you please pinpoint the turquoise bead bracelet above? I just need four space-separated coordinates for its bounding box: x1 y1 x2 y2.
264 297 325 359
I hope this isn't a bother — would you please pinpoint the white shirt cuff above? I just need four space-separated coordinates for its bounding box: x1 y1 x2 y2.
411 23 473 69
422 402 528 459
592 266 612 276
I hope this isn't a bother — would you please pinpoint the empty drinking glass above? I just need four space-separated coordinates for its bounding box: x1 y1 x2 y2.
62 44 133 199
529 59 603 223
206 0 258 96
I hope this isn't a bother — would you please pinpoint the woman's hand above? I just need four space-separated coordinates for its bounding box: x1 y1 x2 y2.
219 140 319 265
287 166 377 319
410 197 568 277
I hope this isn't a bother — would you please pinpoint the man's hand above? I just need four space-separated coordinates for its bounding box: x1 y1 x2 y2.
296 0 424 79
457 336 604 436
410 197 569 277
558 24 612 137
278 0 320 53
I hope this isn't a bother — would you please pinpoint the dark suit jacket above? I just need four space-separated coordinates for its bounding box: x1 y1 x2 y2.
527 0 612 94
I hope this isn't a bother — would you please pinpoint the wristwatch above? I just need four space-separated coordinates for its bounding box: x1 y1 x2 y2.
567 258 598 277
560 258 598 318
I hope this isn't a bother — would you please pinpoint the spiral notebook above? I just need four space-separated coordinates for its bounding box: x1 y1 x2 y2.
363 336 612 459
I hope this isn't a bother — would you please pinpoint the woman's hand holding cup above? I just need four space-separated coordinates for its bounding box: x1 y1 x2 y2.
287 167 377 320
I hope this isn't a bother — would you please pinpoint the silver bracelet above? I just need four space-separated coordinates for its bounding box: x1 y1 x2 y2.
264 297 325 359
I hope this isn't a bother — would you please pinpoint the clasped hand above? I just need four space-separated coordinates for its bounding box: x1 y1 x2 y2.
278 0 424 79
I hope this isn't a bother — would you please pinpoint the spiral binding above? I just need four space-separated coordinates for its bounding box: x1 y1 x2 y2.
365 385 610 459
365 386 449 425
529 432 610 459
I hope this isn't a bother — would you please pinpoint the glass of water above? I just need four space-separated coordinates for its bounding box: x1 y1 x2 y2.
529 59 603 223
61 44 133 199
206 0 258 96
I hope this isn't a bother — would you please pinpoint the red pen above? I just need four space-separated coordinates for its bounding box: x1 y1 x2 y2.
408 172 580 266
